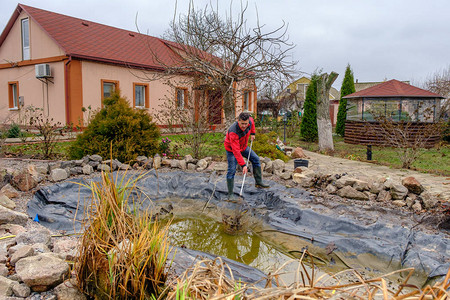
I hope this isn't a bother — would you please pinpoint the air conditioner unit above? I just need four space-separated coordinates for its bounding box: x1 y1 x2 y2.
35 64 52 78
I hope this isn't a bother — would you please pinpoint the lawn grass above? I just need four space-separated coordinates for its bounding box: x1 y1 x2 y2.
284 134 450 176
0 140 74 160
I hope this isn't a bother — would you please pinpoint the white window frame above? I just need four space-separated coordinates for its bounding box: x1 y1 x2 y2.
21 18 30 60
103 82 115 99
244 91 250 111
10 83 19 109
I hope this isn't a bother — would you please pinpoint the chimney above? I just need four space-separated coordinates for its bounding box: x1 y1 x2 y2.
356 79 359 83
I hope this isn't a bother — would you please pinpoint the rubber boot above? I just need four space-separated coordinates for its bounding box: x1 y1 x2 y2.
227 178 236 200
254 166 270 188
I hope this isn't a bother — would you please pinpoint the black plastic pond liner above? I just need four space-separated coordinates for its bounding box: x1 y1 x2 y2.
28 170 450 282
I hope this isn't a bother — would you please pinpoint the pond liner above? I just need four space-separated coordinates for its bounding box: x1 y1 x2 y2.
28 170 449 282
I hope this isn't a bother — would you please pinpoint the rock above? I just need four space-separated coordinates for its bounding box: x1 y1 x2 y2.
383 179 396 190
47 162 62 172
335 176 358 189
392 200 407 207
132 162 140 170
212 162 227 172
31 243 51 254
264 160 273 173
402 177 424 195
412 201 423 212
0 276 15 297
291 147 308 159
82 164 94 175
0 264 8 277
11 170 38 192
0 184 19 199
377 190 392 202
89 154 102 162
292 173 314 188
0 206 28 226
15 253 70 292
161 159 171 166
280 172 292 180
153 155 161 169
184 154 195 164
53 239 78 261
73 159 84 166
87 161 100 169
204 157 212 162
119 164 131 171
136 156 148 165
15 228 52 247
50 169 69 182
0 224 25 235
170 160 180 169
60 161 74 169
102 160 118 171
420 191 438 209
353 179 370 191
272 159 285 176
294 167 303 174
12 282 31 298
390 184 408 200
364 191 377 202
337 186 369 200
370 182 384 194
97 164 111 172
27 164 43 183
187 163 196 171
406 196 415 208
197 159 208 170
325 184 337 194
142 158 153 169
10 245 34 266
0 194 15 210
54 279 86 300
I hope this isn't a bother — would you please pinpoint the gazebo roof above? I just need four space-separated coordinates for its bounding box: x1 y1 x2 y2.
343 79 444 99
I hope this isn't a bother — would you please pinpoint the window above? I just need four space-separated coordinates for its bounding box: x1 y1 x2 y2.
21 18 30 60
8 82 19 109
286 88 291 94
176 88 187 109
101 80 118 101
133 83 149 108
243 91 251 111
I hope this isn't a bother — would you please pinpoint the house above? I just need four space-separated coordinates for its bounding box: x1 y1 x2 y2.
0 4 256 127
354 79 410 92
343 79 444 147
277 76 340 125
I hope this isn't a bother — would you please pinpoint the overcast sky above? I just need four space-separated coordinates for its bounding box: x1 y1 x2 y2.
1 0 449 89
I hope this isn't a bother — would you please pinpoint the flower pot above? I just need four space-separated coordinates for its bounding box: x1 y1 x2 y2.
294 159 309 168
210 125 216 131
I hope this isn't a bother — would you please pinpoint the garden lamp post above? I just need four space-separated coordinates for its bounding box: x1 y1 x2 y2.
283 114 287 144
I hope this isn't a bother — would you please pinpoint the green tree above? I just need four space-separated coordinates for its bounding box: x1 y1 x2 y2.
300 75 319 141
336 64 356 136
69 92 160 163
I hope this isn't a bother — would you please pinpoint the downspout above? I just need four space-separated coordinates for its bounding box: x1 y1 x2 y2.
64 56 72 125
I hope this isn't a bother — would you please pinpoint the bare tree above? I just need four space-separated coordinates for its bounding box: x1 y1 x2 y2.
153 1 297 128
316 72 338 151
421 66 450 119
154 77 222 159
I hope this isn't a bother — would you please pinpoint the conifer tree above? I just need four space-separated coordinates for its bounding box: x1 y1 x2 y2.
300 75 319 141
336 64 356 136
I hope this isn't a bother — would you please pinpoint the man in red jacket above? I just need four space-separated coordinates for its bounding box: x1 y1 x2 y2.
224 112 269 200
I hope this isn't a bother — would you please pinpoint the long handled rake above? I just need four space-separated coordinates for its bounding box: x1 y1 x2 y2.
239 139 253 198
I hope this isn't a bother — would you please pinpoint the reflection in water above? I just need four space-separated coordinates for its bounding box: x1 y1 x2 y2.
167 216 293 274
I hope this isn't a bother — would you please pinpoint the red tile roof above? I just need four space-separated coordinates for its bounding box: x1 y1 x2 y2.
344 79 443 99
1 4 182 71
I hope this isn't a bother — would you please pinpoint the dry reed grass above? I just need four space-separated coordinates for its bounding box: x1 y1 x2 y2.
75 171 172 299
166 250 450 300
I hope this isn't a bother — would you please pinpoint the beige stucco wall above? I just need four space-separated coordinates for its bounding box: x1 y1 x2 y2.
0 61 66 124
0 11 64 62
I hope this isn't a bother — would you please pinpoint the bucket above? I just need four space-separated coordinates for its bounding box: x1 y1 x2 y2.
294 159 309 168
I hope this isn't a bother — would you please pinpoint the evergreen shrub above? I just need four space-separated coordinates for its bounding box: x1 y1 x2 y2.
300 75 318 142
253 131 290 162
7 123 21 138
69 92 160 163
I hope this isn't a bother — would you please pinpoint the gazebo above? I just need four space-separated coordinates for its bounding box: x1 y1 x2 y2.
343 79 444 147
